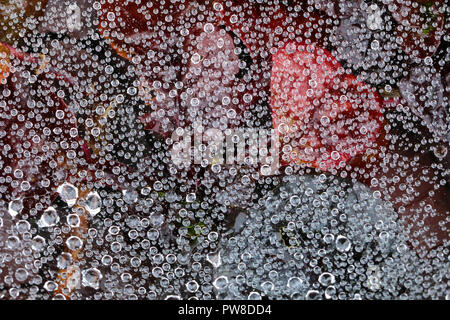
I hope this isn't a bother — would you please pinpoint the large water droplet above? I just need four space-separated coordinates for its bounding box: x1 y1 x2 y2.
335 235 352 252
57 182 78 207
66 236 83 251
8 198 23 218
82 268 103 290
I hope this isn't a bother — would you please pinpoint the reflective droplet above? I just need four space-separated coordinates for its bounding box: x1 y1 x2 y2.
8 198 23 218
82 268 103 290
66 236 83 251
335 235 352 252
213 276 228 290
318 272 336 286
85 191 102 216
57 182 78 207
38 206 60 227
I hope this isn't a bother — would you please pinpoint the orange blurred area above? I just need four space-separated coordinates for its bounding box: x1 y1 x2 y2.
0 43 10 83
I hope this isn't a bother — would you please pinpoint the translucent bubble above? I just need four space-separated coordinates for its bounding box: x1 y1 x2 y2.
106 12 115 21
6 236 20 250
57 182 78 207
66 236 83 251
287 277 304 290
82 268 103 290
0 0 447 301
243 93 252 103
320 116 330 126
186 193 196 203
248 292 262 300
305 290 321 300
111 241 122 253
15 268 29 282
206 252 222 268
371 40 380 50
335 235 352 252
222 96 231 105
147 229 159 241
261 164 273 176
16 220 30 233
32 235 46 251
191 53 202 64
366 4 383 30
213 2 223 11
213 276 229 290
127 86 137 95
165 295 181 300
227 108 236 119
55 110 65 119
288 195 299 206
13 169 23 179
325 286 336 299
153 181 163 191
204 23 214 33
331 151 340 161
8 198 23 218
44 281 58 292
57 253 73 269
186 280 199 293
85 191 102 216
66 214 80 227
101 255 113 266
318 272 336 286
105 65 114 74
261 281 274 294
123 189 138 204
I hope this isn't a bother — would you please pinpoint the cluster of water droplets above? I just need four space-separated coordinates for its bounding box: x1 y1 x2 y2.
0 0 448 300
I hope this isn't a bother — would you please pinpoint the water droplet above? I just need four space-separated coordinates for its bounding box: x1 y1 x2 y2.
57 253 73 269
8 199 23 218
186 193 196 203
38 206 60 227
32 235 46 251
213 276 228 290
57 182 78 207
82 268 103 290
85 191 102 216
186 280 199 293
335 235 352 252
66 236 83 251
318 272 336 286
